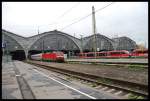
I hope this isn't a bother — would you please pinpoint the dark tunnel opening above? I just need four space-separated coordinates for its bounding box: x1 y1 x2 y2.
10 50 26 60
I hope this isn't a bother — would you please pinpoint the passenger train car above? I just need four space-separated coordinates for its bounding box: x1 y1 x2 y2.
31 51 64 62
79 50 131 58
31 53 42 60
79 49 148 59
131 49 148 58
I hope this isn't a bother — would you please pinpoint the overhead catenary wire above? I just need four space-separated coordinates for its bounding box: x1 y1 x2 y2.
58 2 80 19
60 2 115 31
38 2 114 33
38 2 80 28
54 2 80 29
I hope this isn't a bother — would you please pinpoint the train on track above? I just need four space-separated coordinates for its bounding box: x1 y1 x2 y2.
79 49 148 59
30 51 64 62
30 49 148 62
131 49 148 58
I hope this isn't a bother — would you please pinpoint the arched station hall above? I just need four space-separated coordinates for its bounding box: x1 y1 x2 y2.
2 29 137 60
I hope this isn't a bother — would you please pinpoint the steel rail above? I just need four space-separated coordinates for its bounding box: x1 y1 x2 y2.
66 60 148 65
25 61 148 98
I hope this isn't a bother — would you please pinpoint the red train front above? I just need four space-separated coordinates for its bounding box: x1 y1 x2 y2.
31 51 64 62
42 52 64 62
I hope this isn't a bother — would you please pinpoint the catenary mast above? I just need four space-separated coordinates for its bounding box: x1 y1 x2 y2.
92 6 97 58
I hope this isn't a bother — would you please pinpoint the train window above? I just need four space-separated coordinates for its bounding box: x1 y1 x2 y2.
98 53 107 56
140 51 147 54
136 51 143 54
79 54 84 56
104 53 107 56
121 52 125 54
87 53 94 57
110 52 119 55
97 53 100 56
133 50 148 54
143 51 148 53
57 52 63 56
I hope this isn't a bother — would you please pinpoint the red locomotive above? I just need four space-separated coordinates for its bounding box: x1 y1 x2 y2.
31 51 64 62
79 50 131 58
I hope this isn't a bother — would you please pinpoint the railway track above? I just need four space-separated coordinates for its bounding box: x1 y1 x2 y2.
66 59 148 65
67 61 148 68
25 61 148 99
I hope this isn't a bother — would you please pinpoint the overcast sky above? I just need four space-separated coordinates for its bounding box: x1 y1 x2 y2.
2 2 148 48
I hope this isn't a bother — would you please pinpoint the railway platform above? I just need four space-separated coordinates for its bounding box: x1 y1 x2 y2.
2 56 22 99
2 56 121 99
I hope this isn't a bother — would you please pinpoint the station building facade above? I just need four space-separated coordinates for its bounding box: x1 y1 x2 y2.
2 29 137 60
